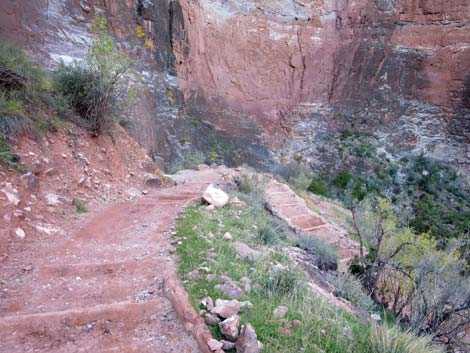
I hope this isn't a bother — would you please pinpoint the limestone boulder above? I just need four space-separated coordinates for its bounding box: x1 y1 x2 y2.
202 184 229 207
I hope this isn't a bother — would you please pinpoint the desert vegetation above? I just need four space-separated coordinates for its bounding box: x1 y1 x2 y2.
53 15 130 135
279 151 470 350
174 175 447 352
0 15 129 171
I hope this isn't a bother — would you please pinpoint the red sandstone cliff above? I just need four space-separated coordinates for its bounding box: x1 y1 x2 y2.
0 0 469 173
175 0 469 172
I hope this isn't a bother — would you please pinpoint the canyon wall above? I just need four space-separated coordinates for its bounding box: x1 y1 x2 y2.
1 0 469 173
174 0 470 173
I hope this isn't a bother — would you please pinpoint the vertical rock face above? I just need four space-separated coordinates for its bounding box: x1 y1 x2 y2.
1 0 469 174
174 0 470 173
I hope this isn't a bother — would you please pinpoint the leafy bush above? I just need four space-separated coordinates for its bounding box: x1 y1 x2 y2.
299 234 338 271
327 272 374 313
333 171 353 189
369 324 444 353
307 176 330 197
53 15 129 135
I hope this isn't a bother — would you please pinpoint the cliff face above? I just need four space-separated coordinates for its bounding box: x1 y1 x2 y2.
1 0 469 173
175 0 470 173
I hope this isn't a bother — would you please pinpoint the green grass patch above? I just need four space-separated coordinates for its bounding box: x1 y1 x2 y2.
73 198 88 213
173 200 372 352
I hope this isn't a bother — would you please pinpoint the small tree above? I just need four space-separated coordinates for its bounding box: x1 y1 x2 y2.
351 197 470 350
54 15 130 135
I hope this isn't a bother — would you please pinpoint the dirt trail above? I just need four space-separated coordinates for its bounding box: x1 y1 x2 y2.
0 181 214 353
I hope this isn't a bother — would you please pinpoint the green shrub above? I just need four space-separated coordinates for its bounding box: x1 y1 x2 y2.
259 264 304 298
238 172 263 194
54 63 117 133
0 40 54 137
257 217 289 245
327 272 374 313
0 135 25 172
53 15 129 135
299 235 338 271
289 172 311 191
333 171 353 189
73 198 88 213
307 176 330 197
369 323 444 353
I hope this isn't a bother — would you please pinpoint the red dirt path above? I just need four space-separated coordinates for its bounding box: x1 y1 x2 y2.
0 182 214 353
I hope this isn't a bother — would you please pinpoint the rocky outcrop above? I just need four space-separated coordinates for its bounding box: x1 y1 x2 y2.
1 0 469 174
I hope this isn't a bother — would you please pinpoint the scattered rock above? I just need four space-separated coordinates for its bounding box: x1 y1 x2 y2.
234 242 261 262
35 224 62 235
201 297 214 311
240 276 252 291
1 183 20 205
223 232 232 240
292 319 302 326
45 193 72 206
205 313 221 325
221 340 236 350
187 269 200 279
15 227 26 239
143 173 163 187
20 172 39 192
207 250 217 258
202 184 229 207
44 168 58 176
273 305 289 319
207 338 224 351
215 281 244 299
240 301 254 310
219 315 240 341
236 323 260 353
206 204 215 211
371 313 381 321
207 232 215 238
211 299 241 318
219 275 232 283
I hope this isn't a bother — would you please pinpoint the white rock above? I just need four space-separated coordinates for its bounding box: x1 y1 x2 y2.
45 193 69 206
202 184 229 207
371 314 381 321
223 232 232 240
36 224 62 235
15 227 26 239
1 183 20 205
